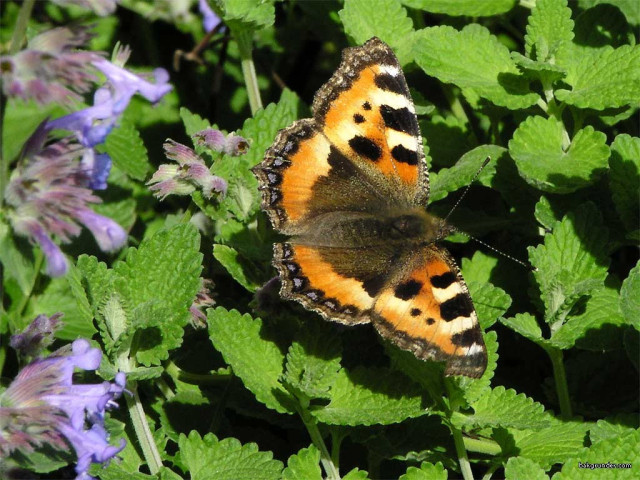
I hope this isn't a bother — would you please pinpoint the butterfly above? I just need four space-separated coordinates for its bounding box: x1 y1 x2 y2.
252 37 487 378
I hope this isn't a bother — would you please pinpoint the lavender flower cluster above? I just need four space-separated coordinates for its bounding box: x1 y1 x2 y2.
2 315 126 480
1 26 172 277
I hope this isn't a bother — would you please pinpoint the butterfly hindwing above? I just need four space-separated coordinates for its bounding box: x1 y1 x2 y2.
274 242 376 324
372 246 487 378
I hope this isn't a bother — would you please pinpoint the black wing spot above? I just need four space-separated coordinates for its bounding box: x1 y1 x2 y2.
374 72 406 95
451 327 483 347
353 113 365 124
391 145 419 165
349 136 382 162
426 317 435 325
362 275 386 298
410 308 421 317
394 279 423 300
431 272 457 289
440 294 474 321
362 101 372 110
379 105 418 135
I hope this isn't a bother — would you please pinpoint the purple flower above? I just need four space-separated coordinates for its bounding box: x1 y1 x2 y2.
45 48 173 190
92 57 172 115
74 208 128 252
47 87 118 148
0 27 101 105
10 313 64 358
199 0 221 33
194 128 249 156
4 122 127 277
148 139 227 200
0 338 126 479
51 0 119 16
189 278 215 327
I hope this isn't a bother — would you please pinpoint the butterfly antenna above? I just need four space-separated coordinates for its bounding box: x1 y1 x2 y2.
449 226 537 271
442 156 491 225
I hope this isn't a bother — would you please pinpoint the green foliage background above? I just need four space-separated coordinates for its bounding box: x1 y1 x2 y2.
1 0 638 479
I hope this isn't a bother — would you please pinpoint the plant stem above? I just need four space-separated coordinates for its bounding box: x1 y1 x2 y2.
9 0 35 54
166 360 232 384
546 346 572 419
482 463 499 480
463 436 502 456
126 381 163 474
299 408 340 480
451 423 475 480
235 29 263 115
12 250 43 332
330 428 346 470
445 379 475 480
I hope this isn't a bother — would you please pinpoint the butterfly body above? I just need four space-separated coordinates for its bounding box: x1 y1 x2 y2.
253 38 487 378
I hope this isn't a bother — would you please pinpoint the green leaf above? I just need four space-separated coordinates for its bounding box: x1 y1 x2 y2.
180 107 211 138
578 0 640 29
240 88 301 170
461 251 499 285
95 224 202 365
590 414 639 445
0 221 36 297
176 431 283 480
620 260 640 331
311 367 427 425
104 120 150 181
2 99 64 163
94 464 155 480
429 144 504 202
551 285 627 350
399 461 448 480
467 281 512 329
282 446 322 480
343 469 371 480
509 116 610 194
500 313 543 344
28 276 95 340
127 300 186 366
207 307 295 414
114 224 202 314
528 203 609 325
75 255 114 316
504 420 590 468
65 263 94 327
402 0 516 17
457 386 552 430
413 24 539 109
524 0 574 61
421 114 475 168
553 429 639 479
385 343 445 399
555 44 640 109
213 244 260 292
339 0 415 64
504 456 549 480
511 52 567 84
609 134 640 232
282 322 342 400
218 0 275 29
573 3 635 52
534 196 557 231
